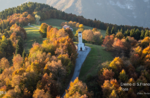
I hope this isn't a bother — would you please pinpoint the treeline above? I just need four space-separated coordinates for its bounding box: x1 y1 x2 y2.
106 26 150 41
61 21 81 28
0 2 149 35
0 23 79 98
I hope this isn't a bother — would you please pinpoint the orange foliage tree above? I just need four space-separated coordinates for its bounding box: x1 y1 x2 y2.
82 29 94 42
102 35 114 51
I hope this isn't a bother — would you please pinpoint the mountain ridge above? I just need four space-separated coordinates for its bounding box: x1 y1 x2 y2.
0 0 150 28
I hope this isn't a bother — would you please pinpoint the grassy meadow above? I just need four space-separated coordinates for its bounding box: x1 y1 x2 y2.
23 25 44 53
76 43 114 81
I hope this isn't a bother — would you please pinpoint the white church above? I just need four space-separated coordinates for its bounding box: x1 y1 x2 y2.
77 31 85 51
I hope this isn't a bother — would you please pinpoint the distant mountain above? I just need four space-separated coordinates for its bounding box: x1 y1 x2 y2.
0 0 150 28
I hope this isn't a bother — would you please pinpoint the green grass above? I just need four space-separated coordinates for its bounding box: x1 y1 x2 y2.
76 42 113 81
23 26 44 53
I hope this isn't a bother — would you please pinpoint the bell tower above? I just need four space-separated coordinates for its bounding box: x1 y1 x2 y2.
78 32 85 51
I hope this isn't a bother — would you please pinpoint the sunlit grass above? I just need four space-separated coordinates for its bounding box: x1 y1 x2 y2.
77 43 113 81
23 26 43 53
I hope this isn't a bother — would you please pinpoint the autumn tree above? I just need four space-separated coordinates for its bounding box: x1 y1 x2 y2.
112 38 125 56
64 77 91 98
65 27 74 39
130 53 141 67
39 23 48 38
109 90 119 98
102 35 114 51
12 54 23 70
141 37 150 48
27 14 35 23
101 79 120 98
46 25 53 39
0 57 10 70
115 32 124 39
109 57 124 74
119 69 128 82
47 27 58 40
93 31 103 45
102 68 114 80
33 89 51 98
82 29 94 42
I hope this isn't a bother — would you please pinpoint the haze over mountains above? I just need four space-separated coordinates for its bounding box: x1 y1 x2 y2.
0 0 150 28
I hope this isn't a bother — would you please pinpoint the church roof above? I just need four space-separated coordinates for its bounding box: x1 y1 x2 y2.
62 25 73 31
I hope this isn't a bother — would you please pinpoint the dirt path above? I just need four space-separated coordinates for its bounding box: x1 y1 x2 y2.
28 25 40 29
62 46 91 97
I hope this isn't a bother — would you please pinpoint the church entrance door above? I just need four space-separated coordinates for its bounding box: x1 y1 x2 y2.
80 47 82 51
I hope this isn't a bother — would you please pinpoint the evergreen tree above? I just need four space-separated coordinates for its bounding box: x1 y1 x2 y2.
145 30 149 37
15 42 19 55
140 30 145 39
1 21 4 32
124 29 130 37
135 29 140 40
106 26 110 36
118 29 120 32
120 28 123 33
111 27 115 34
130 28 135 37
22 49 25 59
17 37 24 55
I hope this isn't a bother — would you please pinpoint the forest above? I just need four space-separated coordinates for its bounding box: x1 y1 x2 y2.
0 2 149 34
0 1 150 98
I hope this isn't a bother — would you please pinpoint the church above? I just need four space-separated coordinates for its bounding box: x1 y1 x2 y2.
77 31 85 51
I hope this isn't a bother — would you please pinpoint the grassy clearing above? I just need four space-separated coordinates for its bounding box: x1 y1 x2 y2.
76 42 113 81
23 26 44 53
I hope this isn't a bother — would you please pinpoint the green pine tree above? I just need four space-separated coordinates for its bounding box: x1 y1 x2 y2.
15 42 19 55
130 29 135 37
145 30 149 37
124 29 130 37
140 30 145 39
120 28 123 33
106 26 110 36
1 21 4 32
111 27 115 34
22 49 25 59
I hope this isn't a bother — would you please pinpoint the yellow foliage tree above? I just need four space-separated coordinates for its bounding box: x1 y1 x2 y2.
109 90 119 98
64 77 91 98
109 57 124 72
119 69 128 82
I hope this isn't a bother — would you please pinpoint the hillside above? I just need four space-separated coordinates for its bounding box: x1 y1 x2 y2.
0 0 150 28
